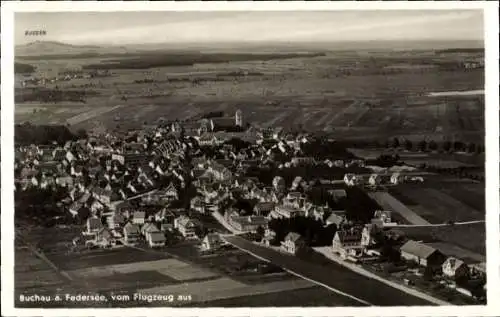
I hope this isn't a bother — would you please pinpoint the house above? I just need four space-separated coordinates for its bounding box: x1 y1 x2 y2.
390 172 404 185
253 202 275 216
86 216 103 235
56 175 74 188
282 232 307 255
69 202 85 217
274 204 302 218
332 228 364 259
361 224 380 247
142 222 160 236
442 257 469 279
107 212 126 229
174 216 198 239
263 228 277 246
148 232 166 248
343 173 359 186
373 210 393 223
163 183 179 201
190 196 206 214
368 174 381 186
328 189 347 202
272 176 286 192
115 201 133 216
155 208 176 223
123 222 141 245
325 213 345 227
400 240 446 268
95 228 116 248
229 215 268 232
208 162 232 181
132 211 146 225
201 233 224 251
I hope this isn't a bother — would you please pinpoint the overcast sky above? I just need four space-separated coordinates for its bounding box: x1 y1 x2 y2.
15 10 484 46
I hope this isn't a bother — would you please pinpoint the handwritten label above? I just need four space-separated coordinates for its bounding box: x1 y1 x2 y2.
25 30 47 36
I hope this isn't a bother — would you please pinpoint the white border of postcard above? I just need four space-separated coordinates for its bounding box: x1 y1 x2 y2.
2 1 499 316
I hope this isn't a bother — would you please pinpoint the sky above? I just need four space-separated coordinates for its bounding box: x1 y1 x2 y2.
14 10 484 46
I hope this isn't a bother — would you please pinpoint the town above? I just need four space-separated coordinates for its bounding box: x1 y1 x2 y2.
14 108 486 306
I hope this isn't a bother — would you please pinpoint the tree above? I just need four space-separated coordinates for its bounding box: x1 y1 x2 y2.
467 143 476 153
428 140 438 151
453 141 465 152
417 140 427 152
76 128 88 139
442 141 452 152
423 266 434 281
404 139 413 151
256 226 265 240
391 137 400 148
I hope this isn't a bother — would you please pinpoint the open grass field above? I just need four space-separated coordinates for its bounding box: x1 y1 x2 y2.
193 285 364 307
49 248 174 271
389 184 484 224
139 276 315 306
15 248 68 292
67 258 219 281
16 50 484 143
368 191 431 225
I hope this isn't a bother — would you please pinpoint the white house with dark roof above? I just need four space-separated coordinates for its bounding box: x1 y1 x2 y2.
332 228 364 259
148 232 166 248
85 216 103 235
282 232 306 255
201 233 224 251
132 211 146 225
174 216 198 239
442 257 469 279
123 222 140 245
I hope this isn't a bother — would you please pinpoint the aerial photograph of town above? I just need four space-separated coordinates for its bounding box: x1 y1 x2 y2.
11 9 487 308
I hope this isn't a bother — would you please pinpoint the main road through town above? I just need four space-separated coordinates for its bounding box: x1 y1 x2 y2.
222 235 436 306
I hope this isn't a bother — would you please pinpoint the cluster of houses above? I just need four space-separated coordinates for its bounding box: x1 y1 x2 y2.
17 109 484 298
19 70 112 87
343 172 424 187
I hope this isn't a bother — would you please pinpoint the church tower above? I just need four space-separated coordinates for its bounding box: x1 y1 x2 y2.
235 110 243 127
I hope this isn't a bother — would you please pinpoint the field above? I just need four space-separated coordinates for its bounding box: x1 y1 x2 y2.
15 49 484 144
389 182 484 224
14 225 324 307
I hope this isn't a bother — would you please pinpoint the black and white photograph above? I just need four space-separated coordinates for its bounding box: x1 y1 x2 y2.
1 1 499 315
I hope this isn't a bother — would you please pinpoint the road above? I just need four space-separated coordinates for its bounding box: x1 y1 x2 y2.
385 220 485 228
211 211 244 235
222 235 435 306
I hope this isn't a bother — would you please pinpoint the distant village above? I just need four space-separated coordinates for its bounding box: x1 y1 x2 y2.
14 109 486 303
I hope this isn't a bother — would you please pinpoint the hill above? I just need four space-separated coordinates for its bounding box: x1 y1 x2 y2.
15 40 129 58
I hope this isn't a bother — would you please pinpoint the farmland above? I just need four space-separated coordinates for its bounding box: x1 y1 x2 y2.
15 225 328 307
15 47 484 144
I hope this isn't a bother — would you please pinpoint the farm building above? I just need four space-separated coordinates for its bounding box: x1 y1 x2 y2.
400 240 446 268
